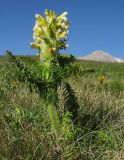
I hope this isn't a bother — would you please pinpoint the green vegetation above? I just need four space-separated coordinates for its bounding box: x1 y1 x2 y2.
0 9 124 160
0 56 124 160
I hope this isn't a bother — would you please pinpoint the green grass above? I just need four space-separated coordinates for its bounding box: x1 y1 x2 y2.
0 57 124 160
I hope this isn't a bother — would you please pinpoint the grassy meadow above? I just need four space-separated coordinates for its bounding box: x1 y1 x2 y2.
0 56 124 160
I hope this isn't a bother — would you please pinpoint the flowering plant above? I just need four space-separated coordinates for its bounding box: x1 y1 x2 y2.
30 10 69 60
6 10 94 141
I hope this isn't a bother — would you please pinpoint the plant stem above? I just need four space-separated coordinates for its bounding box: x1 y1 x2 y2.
48 102 60 136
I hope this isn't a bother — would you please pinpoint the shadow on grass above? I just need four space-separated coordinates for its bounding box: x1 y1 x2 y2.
79 104 119 132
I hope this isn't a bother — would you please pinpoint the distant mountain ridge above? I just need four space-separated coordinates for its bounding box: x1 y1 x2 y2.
78 51 124 63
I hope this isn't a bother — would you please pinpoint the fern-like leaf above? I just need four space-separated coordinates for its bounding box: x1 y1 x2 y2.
6 51 47 98
60 82 79 123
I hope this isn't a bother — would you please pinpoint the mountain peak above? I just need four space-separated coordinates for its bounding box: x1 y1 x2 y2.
78 50 124 63
90 50 112 56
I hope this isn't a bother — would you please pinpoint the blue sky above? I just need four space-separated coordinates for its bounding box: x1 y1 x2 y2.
0 0 124 58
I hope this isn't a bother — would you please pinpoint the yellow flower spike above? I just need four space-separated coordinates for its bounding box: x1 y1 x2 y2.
31 10 70 58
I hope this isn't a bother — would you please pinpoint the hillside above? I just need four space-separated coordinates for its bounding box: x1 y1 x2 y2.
0 56 124 159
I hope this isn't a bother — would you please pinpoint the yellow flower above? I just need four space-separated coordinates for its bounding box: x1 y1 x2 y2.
58 12 68 20
63 23 69 30
45 9 57 23
30 43 39 49
48 47 56 53
35 14 47 26
58 31 67 39
97 75 106 84
31 10 70 57
33 27 42 37
11 80 19 87
35 37 42 43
